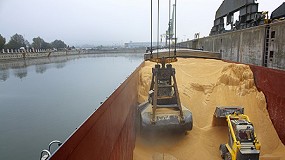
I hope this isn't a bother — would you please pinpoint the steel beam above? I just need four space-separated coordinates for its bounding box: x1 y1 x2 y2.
215 0 255 19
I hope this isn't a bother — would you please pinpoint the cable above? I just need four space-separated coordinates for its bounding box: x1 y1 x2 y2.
174 0 177 57
169 0 171 58
157 0 160 59
150 0 153 57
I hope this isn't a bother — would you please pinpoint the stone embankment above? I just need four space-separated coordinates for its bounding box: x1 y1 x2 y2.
0 49 87 60
0 48 145 60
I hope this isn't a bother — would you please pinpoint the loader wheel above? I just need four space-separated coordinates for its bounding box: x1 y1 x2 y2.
225 152 232 160
219 144 227 159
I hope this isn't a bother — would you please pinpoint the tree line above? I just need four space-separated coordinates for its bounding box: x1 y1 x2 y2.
0 33 69 50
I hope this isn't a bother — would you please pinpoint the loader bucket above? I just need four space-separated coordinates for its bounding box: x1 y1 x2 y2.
139 102 193 134
212 107 244 126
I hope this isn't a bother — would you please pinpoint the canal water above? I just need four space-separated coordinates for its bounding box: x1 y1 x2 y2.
0 53 144 159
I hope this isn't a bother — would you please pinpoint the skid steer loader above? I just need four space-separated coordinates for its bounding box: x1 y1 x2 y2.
214 107 261 160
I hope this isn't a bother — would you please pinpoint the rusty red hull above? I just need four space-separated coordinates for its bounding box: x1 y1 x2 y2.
250 65 285 144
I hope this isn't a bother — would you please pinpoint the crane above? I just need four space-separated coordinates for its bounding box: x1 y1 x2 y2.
165 4 176 47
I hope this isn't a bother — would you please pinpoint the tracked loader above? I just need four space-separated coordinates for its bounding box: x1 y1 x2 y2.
138 57 193 133
214 107 261 160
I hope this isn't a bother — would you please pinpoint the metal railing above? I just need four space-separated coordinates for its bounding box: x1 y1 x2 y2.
40 140 62 160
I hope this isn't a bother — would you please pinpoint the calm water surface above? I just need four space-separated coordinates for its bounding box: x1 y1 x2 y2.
0 53 143 159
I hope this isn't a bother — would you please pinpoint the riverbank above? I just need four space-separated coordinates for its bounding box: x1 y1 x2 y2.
0 48 146 60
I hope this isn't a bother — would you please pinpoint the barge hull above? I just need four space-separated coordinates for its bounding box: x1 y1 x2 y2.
50 63 142 160
250 65 285 144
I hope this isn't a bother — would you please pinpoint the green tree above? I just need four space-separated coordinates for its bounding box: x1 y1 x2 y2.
42 42 52 49
0 34 6 50
25 40 31 49
51 40 67 49
5 33 26 49
32 37 42 49
32 37 52 49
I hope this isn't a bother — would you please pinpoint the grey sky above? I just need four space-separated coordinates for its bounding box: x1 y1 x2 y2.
0 0 283 46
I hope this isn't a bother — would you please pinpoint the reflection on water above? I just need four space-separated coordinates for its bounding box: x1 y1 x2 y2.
0 53 144 159
55 62 66 69
13 67 28 79
35 64 48 74
0 69 9 81
0 55 71 81
0 54 142 81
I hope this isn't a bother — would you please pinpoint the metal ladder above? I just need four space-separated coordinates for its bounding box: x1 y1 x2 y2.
263 25 270 67
40 140 62 160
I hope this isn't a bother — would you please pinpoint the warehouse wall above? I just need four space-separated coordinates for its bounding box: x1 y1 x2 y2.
268 21 285 69
180 21 285 70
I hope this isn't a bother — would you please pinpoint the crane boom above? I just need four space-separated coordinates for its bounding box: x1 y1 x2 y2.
166 4 176 46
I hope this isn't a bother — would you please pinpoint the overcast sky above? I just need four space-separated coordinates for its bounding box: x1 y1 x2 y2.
0 0 283 46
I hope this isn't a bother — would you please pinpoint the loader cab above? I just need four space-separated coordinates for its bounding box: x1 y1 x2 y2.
231 120 255 142
236 126 255 142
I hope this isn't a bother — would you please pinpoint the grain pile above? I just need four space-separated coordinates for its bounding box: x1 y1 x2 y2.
134 58 285 160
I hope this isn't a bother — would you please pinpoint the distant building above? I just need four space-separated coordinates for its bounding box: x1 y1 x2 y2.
124 42 163 48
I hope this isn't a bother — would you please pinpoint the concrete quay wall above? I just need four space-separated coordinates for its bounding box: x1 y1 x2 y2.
0 48 145 60
0 50 89 60
179 21 285 70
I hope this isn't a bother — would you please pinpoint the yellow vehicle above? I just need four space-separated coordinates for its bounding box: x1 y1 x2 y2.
214 107 261 160
262 11 270 24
